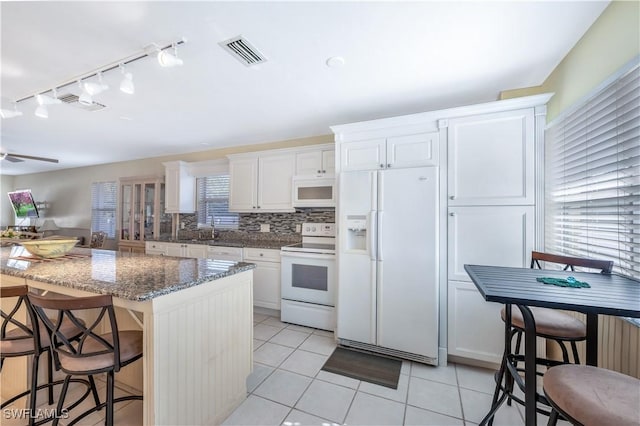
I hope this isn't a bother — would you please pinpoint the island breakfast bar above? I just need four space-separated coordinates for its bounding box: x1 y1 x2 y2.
1 246 256 425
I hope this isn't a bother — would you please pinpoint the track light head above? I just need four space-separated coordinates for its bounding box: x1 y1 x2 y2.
35 93 62 106
119 65 135 94
0 104 23 119
35 104 48 118
157 44 183 67
83 72 109 96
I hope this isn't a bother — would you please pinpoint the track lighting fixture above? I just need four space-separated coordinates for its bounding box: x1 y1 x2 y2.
119 65 135 94
157 44 183 67
34 89 62 118
0 103 23 119
8 37 185 119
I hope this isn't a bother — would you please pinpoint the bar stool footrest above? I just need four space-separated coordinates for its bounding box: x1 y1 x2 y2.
66 395 142 426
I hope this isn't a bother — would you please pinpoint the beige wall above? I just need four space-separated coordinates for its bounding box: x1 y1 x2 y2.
0 175 16 227
3 134 332 229
500 1 640 121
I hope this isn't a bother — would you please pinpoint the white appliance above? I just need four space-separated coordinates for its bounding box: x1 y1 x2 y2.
281 223 336 330
338 167 439 364
292 177 336 208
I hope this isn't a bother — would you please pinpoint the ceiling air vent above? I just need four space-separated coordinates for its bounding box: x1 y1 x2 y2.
219 36 267 67
57 93 107 112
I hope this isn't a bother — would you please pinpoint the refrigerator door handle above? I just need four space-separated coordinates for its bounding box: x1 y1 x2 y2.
378 211 384 261
369 210 377 261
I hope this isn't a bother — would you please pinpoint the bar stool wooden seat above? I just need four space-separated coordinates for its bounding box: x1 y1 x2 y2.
28 293 143 426
543 364 640 426
1 286 100 426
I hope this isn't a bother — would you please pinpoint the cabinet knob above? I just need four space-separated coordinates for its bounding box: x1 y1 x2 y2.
380 164 384 168
450 196 456 200
259 253 264 257
387 163 391 168
257 206 261 209
322 170 326 173
450 212 456 217
253 206 256 209
317 170 322 174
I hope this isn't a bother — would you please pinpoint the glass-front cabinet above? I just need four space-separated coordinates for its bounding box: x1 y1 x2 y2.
118 176 172 253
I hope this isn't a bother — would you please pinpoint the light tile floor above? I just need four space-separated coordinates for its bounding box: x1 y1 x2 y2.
2 311 566 425
224 312 568 426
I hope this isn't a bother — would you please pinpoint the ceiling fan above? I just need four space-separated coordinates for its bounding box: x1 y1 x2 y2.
0 152 59 163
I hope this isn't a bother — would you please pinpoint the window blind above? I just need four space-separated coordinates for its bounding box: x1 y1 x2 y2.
196 175 239 230
91 181 116 238
545 61 639 278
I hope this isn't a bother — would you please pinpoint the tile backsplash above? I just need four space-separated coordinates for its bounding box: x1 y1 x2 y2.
178 209 335 237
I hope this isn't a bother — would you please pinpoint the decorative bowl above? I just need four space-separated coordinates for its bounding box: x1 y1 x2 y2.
19 238 79 258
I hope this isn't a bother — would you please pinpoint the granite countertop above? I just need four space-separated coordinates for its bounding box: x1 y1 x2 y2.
0 246 256 302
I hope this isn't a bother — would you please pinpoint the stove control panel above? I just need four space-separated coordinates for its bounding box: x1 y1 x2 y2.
302 222 335 237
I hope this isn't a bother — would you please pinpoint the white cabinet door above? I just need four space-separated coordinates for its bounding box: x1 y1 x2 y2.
322 149 335 175
447 108 535 206
296 151 323 176
386 132 438 169
146 242 168 256
164 161 195 213
252 261 281 310
448 280 504 364
165 243 184 257
448 205 535 282
185 244 208 259
229 158 258 212
341 139 386 171
258 154 295 211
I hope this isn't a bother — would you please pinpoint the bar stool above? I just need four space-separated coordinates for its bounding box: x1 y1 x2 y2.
1 285 100 426
28 293 143 426
482 252 613 425
543 364 640 425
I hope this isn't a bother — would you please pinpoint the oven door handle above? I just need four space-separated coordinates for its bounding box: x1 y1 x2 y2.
280 251 335 260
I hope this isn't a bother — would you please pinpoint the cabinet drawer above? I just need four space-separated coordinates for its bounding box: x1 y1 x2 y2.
208 246 243 261
244 248 281 262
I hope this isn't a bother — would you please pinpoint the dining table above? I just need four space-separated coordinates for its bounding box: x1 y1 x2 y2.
464 264 640 426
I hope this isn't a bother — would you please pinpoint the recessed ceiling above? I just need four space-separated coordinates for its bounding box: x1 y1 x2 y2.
0 1 609 175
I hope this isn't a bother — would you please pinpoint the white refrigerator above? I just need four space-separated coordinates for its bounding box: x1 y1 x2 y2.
337 166 439 363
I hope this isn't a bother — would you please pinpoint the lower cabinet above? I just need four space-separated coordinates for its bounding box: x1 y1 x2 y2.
448 280 504 364
244 248 281 310
145 242 207 259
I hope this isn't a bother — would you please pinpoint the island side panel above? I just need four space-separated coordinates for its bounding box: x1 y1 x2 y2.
151 270 253 425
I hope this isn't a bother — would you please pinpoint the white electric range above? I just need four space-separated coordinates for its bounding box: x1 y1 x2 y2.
280 223 336 331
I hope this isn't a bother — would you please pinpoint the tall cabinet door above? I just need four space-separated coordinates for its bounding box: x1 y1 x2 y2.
229 158 258 211
447 205 534 364
377 167 439 359
448 108 535 206
258 154 295 211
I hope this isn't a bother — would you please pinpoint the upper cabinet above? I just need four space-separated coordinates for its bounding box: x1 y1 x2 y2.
447 108 535 206
163 161 195 213
228 152 296 212
340 131 439 171
296 148 335 177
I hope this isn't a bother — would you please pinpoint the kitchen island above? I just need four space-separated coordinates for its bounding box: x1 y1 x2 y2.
0 246 256 425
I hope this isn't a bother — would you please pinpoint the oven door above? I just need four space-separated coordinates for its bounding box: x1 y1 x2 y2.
281 251 335 306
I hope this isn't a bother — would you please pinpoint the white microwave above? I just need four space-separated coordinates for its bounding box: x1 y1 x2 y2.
292 177 335 208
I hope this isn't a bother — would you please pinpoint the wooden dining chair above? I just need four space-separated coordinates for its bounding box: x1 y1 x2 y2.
543 364 640 425
1 286 100 426
28 293 143 426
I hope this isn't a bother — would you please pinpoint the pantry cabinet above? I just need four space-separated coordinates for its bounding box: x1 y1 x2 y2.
228 152 295 212
447 108 535 206
340 131 438 171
